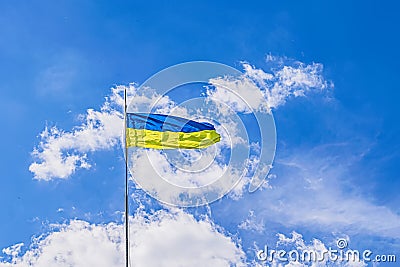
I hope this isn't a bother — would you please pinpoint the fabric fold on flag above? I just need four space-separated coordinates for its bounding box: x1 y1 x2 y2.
126 113 221 149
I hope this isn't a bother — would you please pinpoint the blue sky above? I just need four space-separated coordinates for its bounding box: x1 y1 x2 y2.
0 1 399 266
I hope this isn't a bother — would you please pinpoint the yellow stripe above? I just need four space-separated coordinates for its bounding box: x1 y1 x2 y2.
126 128 220 149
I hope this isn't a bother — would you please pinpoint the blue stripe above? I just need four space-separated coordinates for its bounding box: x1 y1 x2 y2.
126 113 215 133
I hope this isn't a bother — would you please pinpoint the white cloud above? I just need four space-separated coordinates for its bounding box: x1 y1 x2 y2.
238 210 265 233
0 209 246 267
252 145 400 239
29 85 181 180
129 209 246 267
0 220 123 267
29 86 124 180
29 109 120 180
207 76 268 113
129 147 249 206
207 61 330 114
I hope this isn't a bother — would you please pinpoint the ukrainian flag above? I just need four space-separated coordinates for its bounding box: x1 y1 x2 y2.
126 113 221 149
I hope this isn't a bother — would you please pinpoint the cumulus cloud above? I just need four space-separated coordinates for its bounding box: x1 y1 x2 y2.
129 145 251 206
207 76 268 113
1 220 123 266
29 109 121 180
0 209 246 267
29 87 123 180
29 85 181 180
207 61 330 114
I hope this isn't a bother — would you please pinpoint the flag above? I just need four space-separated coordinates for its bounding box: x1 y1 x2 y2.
126 113 221 149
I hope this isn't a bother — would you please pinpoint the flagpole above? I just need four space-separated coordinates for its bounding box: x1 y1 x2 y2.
124 88 129 267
